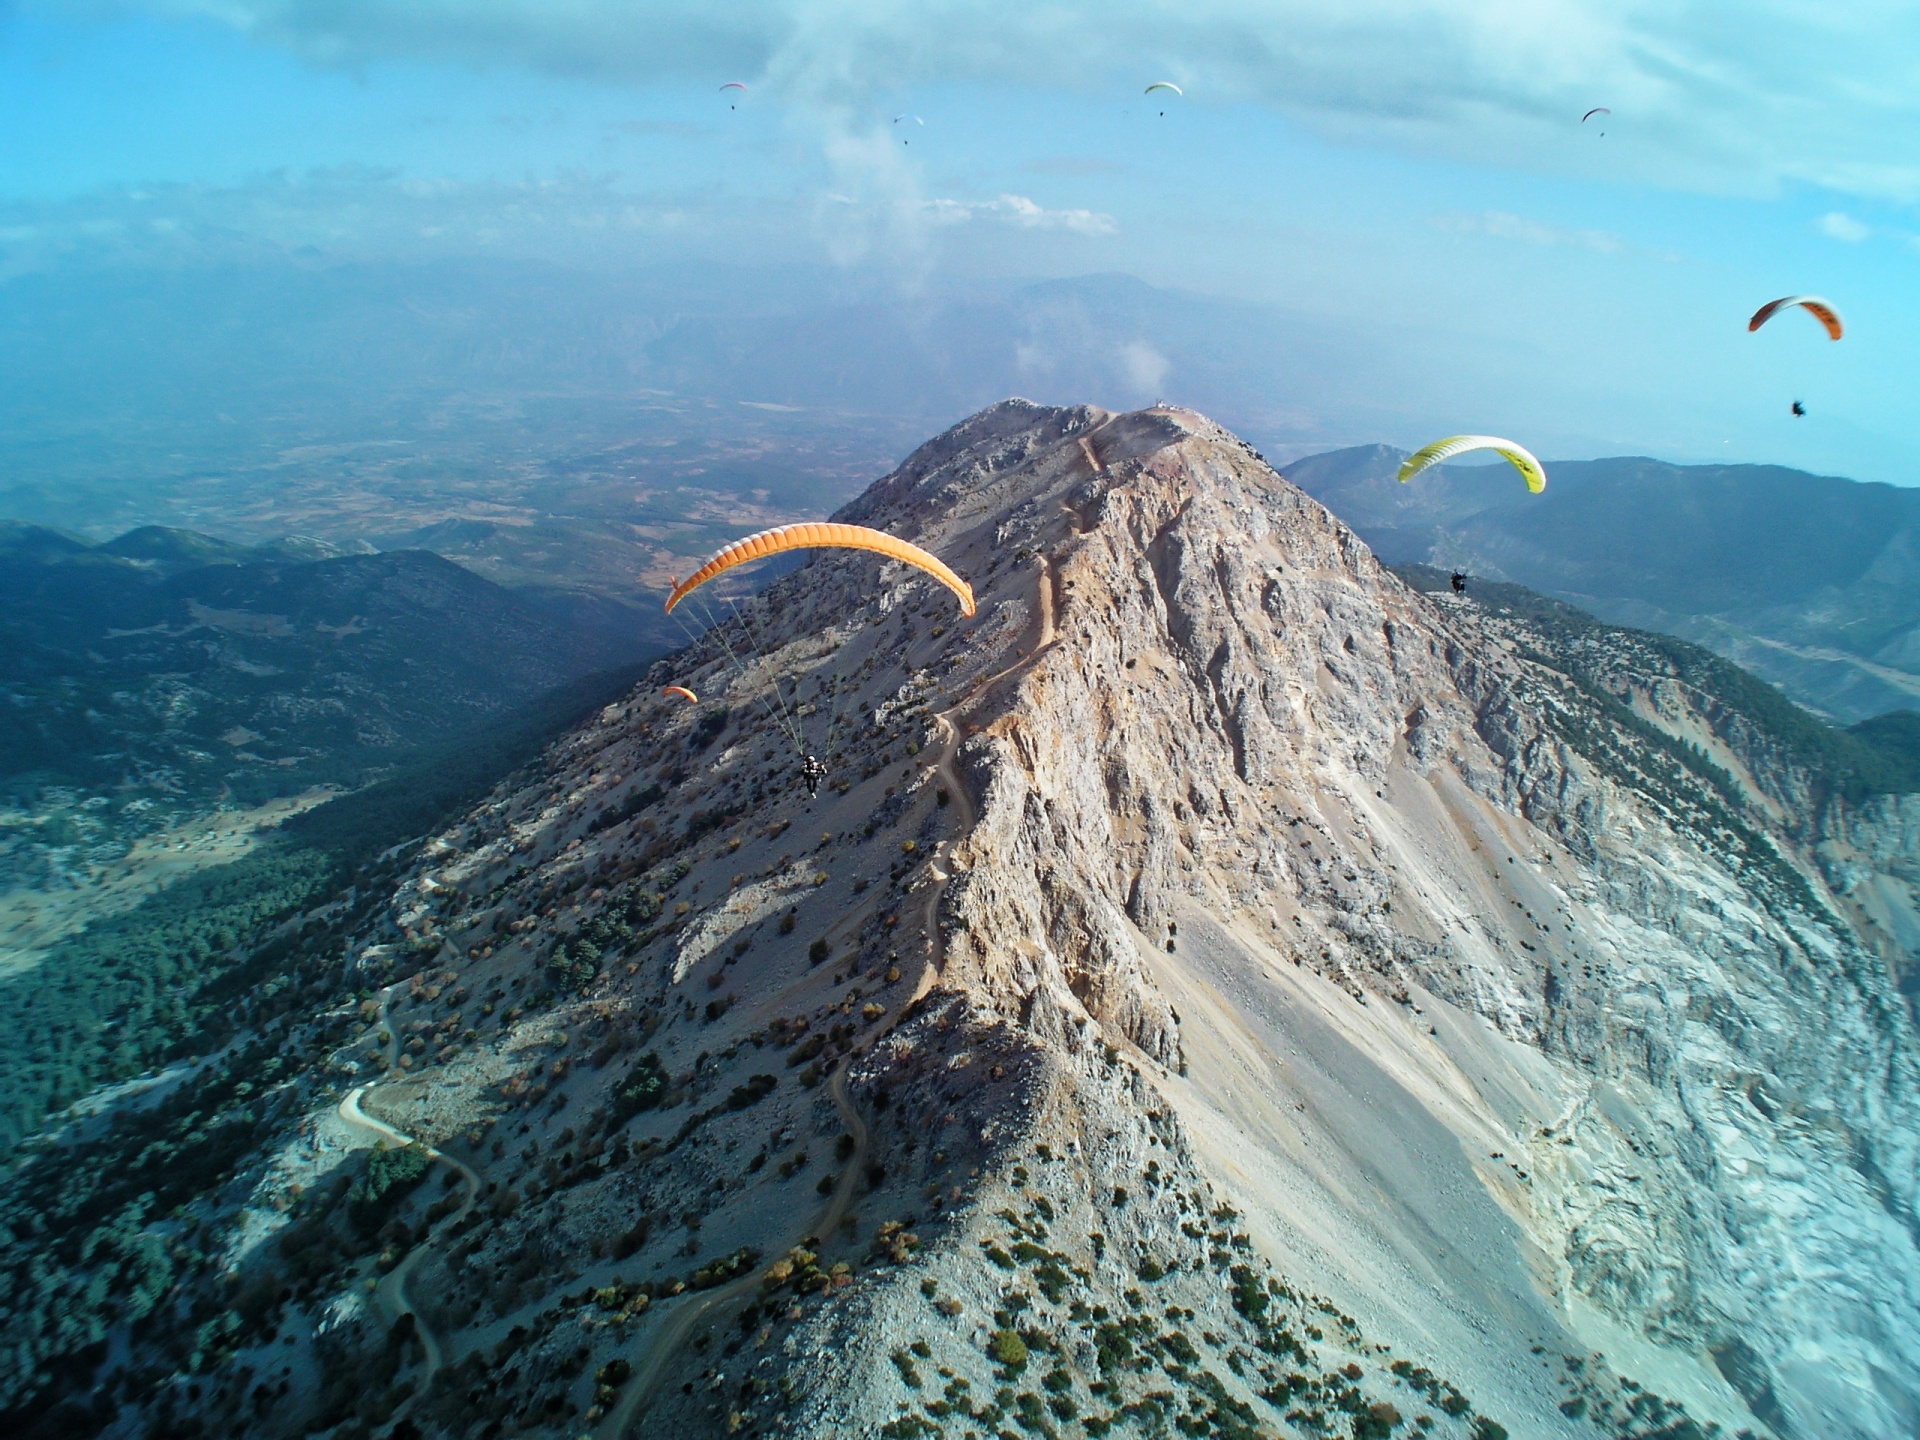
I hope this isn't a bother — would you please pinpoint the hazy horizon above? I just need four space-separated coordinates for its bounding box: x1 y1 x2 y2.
2 1 1917 508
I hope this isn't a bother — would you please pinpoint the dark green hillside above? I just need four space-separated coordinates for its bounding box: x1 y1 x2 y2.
1845 710 1920 795
1295 449 1920 723
0 660 653 1431
0 657 653 1157
0 531 653 807
95 524 262 571
0 520 93 563
1395 564 1920 806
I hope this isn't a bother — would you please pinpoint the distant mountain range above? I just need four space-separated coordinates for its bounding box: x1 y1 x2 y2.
1288 445 1920 723
0 521 655 807
0 263 1423 542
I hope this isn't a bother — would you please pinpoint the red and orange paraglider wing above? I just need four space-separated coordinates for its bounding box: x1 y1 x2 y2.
662 685 698 704
664 522 976 617
1749 296 1843 341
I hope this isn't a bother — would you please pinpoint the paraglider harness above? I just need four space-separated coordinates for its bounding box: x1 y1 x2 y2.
1450 572 1468 593
800 754 826 798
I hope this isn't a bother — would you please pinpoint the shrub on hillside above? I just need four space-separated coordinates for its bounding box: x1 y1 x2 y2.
348 1142 431 1233
609 1051 669 1128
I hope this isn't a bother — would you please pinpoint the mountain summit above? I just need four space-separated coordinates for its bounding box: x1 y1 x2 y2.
9 402 1916 1440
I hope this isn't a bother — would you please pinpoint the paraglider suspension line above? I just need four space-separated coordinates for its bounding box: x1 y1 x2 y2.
670 592 806 756
721 593 811 755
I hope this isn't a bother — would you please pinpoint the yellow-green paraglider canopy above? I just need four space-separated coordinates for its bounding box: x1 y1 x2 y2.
1398 435 1546 494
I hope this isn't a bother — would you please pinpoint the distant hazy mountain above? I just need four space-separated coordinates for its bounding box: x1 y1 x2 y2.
1287 445 1920 722
0 261 1352 442
0 522 653 807
0 261 1397 540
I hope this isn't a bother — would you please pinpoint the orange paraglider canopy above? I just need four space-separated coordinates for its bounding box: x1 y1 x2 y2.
1748 296 1844 341
664 522 975 616
662 685 698 704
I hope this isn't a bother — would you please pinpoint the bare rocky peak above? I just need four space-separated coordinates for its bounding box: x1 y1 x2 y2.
321 401 1916 1440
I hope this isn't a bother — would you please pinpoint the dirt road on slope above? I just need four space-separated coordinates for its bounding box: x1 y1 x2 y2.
602 1059 870 1438
336 985 482 1381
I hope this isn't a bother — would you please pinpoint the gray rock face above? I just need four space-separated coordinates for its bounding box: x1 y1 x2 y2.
815 401 1920 1437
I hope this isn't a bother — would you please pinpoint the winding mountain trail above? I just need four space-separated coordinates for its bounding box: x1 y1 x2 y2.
970 553 1058 704
335 985 481 1384
817 1059 872 1238
912 554 1058 1003
601 1060 870 1439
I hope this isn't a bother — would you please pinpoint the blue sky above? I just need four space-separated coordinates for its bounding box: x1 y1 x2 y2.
3 2 1919 481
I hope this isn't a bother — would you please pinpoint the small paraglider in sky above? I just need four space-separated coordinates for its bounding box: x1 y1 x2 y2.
720 80 747 110
1581 106 1610 136
1399 436 1547 494
1750 299 1839 414
663 685 699 704
1450 572 1468 594
893 114 924 145
1145 80 1182 116
1749 296 1844 341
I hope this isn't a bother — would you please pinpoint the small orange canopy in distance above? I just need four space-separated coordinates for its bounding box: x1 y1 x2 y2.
662 685 698 704
664 522 976 617
1749 296 1843 341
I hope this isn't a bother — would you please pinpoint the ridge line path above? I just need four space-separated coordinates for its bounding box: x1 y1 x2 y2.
606 556 1059 1434
913 553 1060 1004
335 983 482 1384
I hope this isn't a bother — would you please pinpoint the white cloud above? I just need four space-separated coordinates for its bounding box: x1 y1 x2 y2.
111 0 1920 204
1118 340 1169 395
1431 210 1626 253
1818 210 1871 241
0 166 1111 286
921 194 1117 236
0 170 712 278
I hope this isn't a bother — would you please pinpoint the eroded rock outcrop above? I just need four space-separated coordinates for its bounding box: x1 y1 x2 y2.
765 402 1920 1439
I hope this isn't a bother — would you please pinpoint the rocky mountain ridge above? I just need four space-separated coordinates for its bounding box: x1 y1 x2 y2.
6 401 1917 1440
